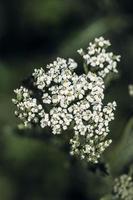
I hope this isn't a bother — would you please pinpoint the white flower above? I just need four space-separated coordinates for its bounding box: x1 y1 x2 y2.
113 174 133 200
77 48 84 55
78 37 120 78
42 93 51 104
12 86 43 127
12 37 119 163
40 113 50 128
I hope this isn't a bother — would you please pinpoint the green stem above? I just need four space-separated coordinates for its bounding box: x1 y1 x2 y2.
83 62 88 74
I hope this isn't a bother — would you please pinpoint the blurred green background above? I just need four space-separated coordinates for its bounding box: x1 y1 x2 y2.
0 0 133 199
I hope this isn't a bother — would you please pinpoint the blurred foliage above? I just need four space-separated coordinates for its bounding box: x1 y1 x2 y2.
0 0 133 199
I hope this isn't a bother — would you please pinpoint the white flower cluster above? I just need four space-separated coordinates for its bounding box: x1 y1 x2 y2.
12 37 118 163
12 86 46 127
78 36 120 78
129 85 133 97
70 101 116 162
113 174 133 200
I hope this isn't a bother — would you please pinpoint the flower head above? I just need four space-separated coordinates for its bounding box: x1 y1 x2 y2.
113 174 133 200
78 36 120 78
12 37 118 163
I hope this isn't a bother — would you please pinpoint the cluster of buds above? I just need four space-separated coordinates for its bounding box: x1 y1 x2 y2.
113 174 133 200
78 36 120 78
12 37 120 163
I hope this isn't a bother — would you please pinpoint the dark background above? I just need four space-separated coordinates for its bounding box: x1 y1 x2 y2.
0 0 133 199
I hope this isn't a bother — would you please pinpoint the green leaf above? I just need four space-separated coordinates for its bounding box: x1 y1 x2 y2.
106 117 133 175
100 194 113 200
58 16 129 57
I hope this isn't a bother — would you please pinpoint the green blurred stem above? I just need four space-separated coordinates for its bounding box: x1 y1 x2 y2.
83 62 88 74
